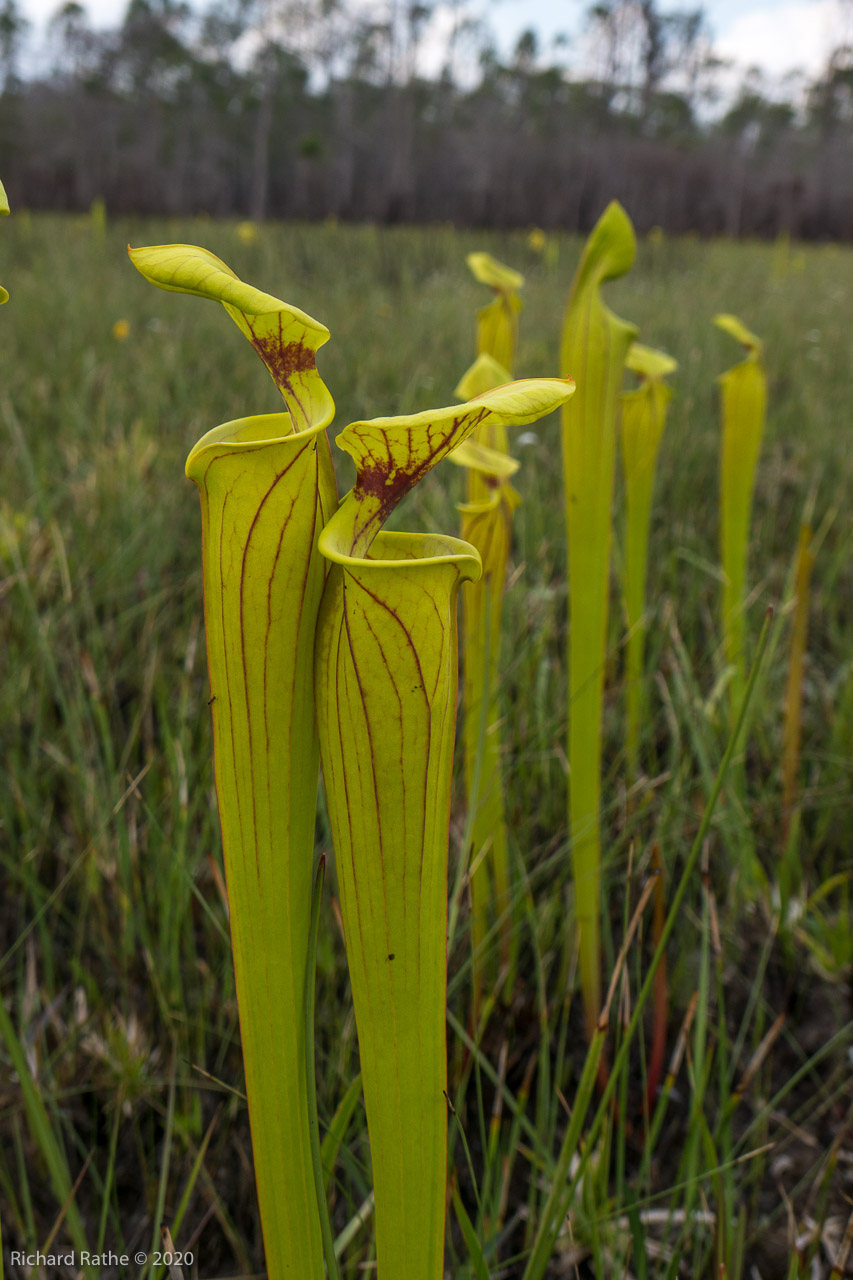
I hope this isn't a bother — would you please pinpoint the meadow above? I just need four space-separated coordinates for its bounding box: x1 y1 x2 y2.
1 215 852 1279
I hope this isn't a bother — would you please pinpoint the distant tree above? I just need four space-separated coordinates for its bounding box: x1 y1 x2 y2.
1 0 852 236
638 0 664 117
0 0 28 91
808 44 853 136
722 84 796 148
585 0 710 127
644 88 694 138
115 0 196 95
664 7 718 115
513 27 538 73
47 2 109 86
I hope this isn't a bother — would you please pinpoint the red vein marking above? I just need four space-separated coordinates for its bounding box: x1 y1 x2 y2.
347 573 442 976
238 442 309 886
341 579 391 956
330 604 399 1144
349 406 491 552
354 603 413 934
246 313 315 428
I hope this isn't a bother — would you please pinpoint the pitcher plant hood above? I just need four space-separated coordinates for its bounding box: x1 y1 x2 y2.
129 241 334 434
466 252 525 372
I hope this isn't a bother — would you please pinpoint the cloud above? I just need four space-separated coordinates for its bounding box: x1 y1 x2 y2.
715 0 843 79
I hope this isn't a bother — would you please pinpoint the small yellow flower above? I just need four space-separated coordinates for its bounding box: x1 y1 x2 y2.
237 220 259 244
527 226 547 252
112 319 130 341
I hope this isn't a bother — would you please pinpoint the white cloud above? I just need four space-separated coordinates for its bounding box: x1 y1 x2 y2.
25 0 120 29
715 0 844 79
486 0 846 88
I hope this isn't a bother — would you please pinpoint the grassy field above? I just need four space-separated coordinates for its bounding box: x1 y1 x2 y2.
1 215 852 1279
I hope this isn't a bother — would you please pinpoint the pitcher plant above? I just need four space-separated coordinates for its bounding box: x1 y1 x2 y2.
131 238 574 1280
130 242 336 1280
314 377 574 1280
560 201 638 1039
620 342 677 783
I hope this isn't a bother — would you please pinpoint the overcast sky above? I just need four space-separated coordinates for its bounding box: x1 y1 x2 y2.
487 0 846 82
16 0 848 88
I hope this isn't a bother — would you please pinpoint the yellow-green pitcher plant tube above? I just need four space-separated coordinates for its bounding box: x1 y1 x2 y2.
1 178 9 304
620 342 677 783
715 313 766 724
315 377 574 1280
560 201 637 1039
452 350 522 1011
467 251 524 373
459 248 524 1005
129 243 336 1280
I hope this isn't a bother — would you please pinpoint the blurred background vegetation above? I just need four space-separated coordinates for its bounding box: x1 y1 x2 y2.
0 0 852 234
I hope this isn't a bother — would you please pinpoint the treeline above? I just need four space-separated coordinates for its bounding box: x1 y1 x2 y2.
1 0 852 236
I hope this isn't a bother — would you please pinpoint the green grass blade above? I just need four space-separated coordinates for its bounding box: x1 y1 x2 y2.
320 1073 363 1198
0 1000 94 1276
451 1181 491 1280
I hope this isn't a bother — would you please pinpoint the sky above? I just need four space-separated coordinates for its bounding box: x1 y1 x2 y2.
16 0 849 90
484 0 846 83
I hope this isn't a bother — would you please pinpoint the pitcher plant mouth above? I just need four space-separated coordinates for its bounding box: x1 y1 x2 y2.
186 410 331 475
319 524 482 578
